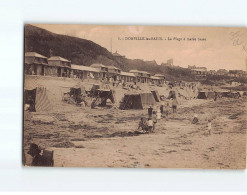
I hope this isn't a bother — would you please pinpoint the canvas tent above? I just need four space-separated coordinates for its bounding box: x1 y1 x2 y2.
151 90 160 102
89 84 100 97
97 89 116 106
197 91 215 99
91 89 116 108
218 91 229 98
119 92 156 110
69 86 86 103
24 87 51 112
226 92 241 98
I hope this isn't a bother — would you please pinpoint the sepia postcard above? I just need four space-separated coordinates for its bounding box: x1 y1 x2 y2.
23 24 247 169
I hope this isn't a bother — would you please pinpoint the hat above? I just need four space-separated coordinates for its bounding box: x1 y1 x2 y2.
27 143 41 155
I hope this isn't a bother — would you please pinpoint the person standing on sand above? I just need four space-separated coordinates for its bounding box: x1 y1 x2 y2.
172 98 178 113
148 118 153 133
160 104 164 115
156 109 161 120
148 106 153 117
152 111 157 132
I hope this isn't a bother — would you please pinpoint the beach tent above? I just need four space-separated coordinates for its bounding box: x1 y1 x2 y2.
89 84 100 97
218 91 229 98
151 90 160 102
69 86 86 103
119 92 156 110
197 91 207 99
95 89 116 106
24 87 51 112
238 91 245 97
226 92 241 98
197 91 215 99
218 91 241 98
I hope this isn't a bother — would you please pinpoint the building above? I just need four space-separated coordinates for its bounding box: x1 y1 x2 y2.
229 70 246 77
150 76 163 85
129 70 151 83
71 64 101 80
24 52 49 76
90 64 108 79
107 66 121 81
153 74 165 84
188 65 207 80
207 70 217 75
119 72 136 83
48 56 71 77
216 69 228 76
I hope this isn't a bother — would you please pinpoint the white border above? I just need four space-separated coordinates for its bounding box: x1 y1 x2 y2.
0 0 246 192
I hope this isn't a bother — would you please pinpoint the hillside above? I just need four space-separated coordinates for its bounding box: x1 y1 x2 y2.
24 24 193 81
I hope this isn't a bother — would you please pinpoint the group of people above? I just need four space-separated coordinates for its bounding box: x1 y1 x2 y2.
192 114 212 135
138 97 179 133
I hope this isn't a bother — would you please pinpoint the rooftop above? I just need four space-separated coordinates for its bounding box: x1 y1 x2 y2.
90 63 106 68
25 52 47 59
120 72 136 77
154 74 165 77
150 76 161 80
129 70 150 74
48 56 71 62
71 64 100 72
107 66 120 70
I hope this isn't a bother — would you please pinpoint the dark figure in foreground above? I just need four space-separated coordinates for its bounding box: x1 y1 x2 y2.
27 143 54 167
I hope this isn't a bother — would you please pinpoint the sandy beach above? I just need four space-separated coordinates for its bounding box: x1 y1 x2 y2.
23 76 246 169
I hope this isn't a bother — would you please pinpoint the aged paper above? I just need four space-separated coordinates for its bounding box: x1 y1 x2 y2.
23 24 247 168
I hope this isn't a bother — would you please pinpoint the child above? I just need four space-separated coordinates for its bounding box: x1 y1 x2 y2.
156 110 161 120
138 117 148 133
148 118 153 133
192 114 199 124
152 111 158 132
208 119 212 135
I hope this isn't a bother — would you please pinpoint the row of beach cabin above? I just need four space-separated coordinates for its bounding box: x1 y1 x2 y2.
24 52 165 85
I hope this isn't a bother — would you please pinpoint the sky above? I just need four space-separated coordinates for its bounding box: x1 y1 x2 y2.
33 24 247 71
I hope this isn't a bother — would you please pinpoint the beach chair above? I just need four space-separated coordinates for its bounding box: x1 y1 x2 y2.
42 150 54 167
